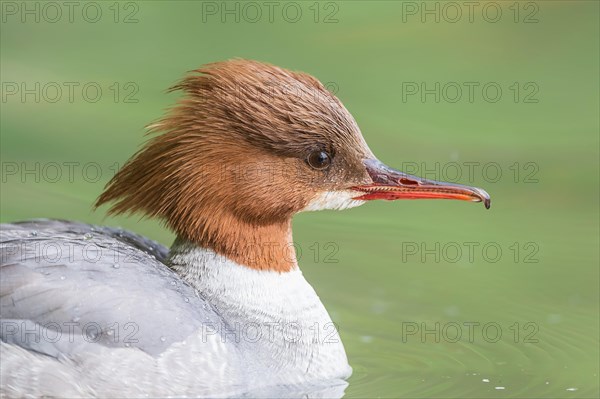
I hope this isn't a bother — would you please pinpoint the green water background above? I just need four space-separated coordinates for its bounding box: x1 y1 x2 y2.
1 1 598 397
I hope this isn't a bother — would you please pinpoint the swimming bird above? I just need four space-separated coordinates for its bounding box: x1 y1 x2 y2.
0 60 490 397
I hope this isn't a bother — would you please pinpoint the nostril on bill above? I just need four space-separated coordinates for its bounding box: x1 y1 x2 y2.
399 178 419 186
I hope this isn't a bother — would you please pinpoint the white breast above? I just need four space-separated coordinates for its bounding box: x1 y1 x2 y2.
168 240 353 384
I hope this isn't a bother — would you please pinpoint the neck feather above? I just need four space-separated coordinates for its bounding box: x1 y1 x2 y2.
182 213 296 272
167 240 327 326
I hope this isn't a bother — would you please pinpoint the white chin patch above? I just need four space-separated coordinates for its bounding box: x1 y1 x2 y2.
302 190 366 212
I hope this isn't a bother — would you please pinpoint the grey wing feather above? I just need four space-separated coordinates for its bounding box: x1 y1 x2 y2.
0 219 222 357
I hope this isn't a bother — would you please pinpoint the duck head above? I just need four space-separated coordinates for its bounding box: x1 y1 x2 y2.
96 59 490 271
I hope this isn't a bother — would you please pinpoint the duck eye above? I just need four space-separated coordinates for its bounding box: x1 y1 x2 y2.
307 150 331 170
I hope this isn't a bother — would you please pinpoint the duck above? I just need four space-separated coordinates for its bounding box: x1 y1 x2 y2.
0 59 490 398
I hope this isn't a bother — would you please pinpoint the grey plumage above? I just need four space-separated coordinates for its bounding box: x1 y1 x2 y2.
1 219 219 356
0 219 347 398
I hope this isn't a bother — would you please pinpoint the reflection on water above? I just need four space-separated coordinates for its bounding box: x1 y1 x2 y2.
241 380 348 398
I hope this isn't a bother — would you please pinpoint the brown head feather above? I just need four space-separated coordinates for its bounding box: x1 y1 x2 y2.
95 59 372 271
